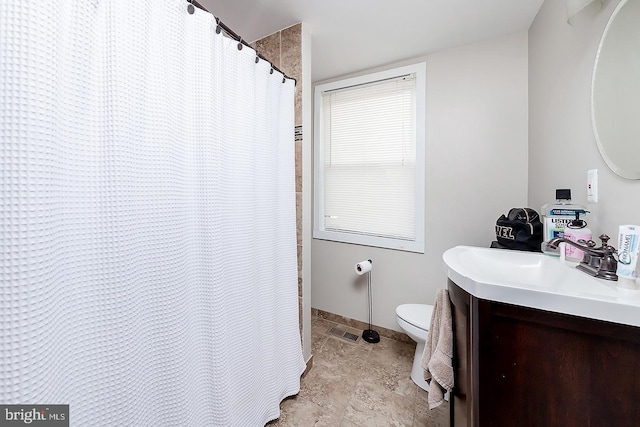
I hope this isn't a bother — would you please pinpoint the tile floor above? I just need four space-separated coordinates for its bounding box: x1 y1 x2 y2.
267 316 450 426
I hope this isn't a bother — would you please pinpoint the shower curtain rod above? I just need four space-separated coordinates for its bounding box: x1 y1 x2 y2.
191 0 297 85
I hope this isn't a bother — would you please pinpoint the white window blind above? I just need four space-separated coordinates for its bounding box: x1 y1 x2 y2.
314 63 425 253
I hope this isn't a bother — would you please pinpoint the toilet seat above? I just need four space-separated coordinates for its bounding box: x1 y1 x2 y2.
396 304 433 331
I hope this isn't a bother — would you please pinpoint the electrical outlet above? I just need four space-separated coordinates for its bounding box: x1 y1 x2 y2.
587 169 598 203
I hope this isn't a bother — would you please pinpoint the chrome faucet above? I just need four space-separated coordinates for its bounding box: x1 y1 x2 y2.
548 234 618 281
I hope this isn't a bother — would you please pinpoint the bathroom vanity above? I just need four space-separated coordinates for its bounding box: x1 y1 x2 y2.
443 246 640 427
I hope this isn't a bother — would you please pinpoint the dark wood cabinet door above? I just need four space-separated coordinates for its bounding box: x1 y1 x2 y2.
449 280 640 427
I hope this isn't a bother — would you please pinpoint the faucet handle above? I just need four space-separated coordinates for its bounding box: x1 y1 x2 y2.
578 239 597 247
599 234 617 256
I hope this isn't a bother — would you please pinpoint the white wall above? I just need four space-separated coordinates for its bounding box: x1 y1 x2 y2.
528 0 640 238
312 31 529 332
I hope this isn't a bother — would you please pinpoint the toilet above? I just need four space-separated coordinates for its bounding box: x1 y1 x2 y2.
395 303 434 392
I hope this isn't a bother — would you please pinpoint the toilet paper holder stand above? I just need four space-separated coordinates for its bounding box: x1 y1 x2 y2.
357 259 380 344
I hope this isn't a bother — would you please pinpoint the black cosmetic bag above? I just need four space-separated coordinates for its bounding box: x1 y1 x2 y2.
492 208 543 252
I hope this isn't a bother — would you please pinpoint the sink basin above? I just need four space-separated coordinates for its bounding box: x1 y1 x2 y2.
443 246 640 327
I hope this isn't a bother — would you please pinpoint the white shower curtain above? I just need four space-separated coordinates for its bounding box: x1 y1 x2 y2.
0 1 305 425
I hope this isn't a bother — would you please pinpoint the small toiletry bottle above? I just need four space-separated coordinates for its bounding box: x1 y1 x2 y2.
562 212 592 263
617 225 640 289
541 189 588 255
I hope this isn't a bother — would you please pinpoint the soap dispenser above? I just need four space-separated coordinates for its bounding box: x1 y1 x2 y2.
562 212 592 263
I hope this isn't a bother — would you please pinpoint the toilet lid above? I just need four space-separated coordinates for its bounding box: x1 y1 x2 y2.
396 304 433 331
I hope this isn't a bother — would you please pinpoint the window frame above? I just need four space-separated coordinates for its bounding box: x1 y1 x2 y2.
313 62 426 253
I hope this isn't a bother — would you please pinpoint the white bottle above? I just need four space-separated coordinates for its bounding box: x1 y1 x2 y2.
617 225 640 289
562 213 592 263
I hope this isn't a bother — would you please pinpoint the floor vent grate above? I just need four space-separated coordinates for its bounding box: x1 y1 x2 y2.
328 327 359 343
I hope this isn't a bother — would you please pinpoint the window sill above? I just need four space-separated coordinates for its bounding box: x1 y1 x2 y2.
313 229 424 254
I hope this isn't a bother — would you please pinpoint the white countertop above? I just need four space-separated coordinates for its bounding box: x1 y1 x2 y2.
443 246 640 328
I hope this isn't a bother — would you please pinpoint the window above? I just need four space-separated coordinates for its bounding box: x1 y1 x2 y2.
314 63 426 253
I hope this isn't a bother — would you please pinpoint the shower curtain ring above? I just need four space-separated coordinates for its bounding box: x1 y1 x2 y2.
215 18 222 34
270 68 274 75
187 0 195 14
255 54 260 64
237 38 243 50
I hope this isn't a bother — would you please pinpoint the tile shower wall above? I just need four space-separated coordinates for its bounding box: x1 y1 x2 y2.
252 24 304 335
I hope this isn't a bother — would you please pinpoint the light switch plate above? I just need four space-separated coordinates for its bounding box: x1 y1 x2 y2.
587 169 598 203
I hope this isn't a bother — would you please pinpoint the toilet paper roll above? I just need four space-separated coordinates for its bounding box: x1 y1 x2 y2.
355 260 372 275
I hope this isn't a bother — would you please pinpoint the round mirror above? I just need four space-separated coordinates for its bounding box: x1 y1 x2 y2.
591 0 640 180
